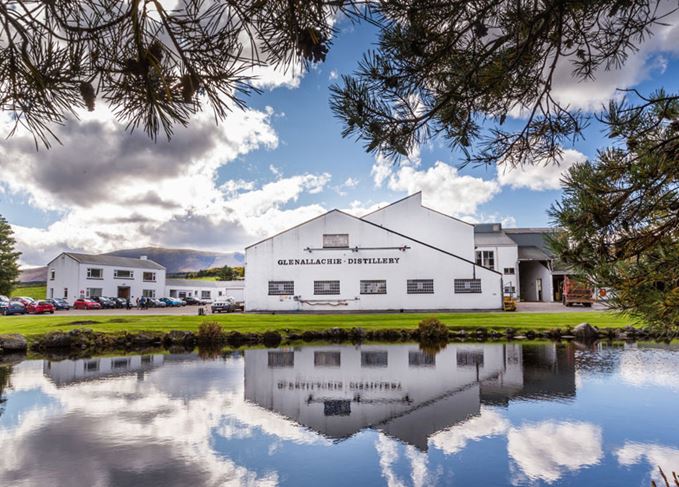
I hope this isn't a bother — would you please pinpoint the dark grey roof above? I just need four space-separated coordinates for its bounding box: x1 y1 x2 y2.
166 279 244 288
518 246 552 261
474 223 503 233
63 252 165 270
474 231 517 246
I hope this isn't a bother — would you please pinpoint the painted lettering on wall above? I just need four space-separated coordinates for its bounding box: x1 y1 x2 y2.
276 257 400 266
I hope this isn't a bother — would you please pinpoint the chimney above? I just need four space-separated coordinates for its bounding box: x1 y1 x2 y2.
140 255 148 260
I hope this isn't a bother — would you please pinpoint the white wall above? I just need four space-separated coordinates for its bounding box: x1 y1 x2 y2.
518 261 553 302
245 210 502 311
363 193 475 261
474 245 520 296
47 254 166 304
165 281 244 301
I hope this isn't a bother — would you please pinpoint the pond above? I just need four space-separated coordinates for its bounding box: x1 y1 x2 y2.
1 342 678 486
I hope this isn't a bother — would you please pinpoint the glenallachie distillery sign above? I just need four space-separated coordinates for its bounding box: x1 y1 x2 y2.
277 257 401 266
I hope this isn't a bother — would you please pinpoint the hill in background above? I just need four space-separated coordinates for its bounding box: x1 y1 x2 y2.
19 247 244 283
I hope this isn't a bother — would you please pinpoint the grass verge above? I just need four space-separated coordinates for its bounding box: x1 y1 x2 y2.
0 310 638 338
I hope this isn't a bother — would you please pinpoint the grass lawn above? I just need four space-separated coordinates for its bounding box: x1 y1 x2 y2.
0 310 639 338
11 284 47 300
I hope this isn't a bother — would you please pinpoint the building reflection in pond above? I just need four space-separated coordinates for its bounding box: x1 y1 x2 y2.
244 343 575 451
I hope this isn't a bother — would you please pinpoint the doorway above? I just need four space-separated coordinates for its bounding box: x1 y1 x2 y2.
117 286 131 299
536 278 543 301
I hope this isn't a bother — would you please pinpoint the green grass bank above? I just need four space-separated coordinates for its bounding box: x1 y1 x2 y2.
0 310 637 339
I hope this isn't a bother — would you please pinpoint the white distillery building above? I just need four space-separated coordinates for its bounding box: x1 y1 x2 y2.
166 278 245 302
245 193 503 312
46 252 167 303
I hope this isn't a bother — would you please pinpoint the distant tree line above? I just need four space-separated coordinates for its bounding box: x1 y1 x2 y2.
170 265 244 281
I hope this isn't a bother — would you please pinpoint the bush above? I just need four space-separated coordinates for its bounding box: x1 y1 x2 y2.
197 321 223 344
262 331 282 347
418 317 449 342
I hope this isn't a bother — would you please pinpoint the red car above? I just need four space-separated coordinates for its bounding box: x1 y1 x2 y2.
73 298 102 310
26 300 55 314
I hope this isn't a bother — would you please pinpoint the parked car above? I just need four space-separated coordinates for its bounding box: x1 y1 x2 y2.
1 301 26 316
182 296 201 305
26 300 55 314
160 297 183 307
46 298 70 310
211 299 236 313
73 298 102 310
91 296 116 309
11 296 35 306
149 298 167 307
0 295 8 302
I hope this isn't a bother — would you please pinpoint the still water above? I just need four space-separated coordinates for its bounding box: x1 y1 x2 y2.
1 342 678 486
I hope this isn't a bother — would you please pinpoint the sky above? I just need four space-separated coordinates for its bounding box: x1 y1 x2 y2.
2 8 679 267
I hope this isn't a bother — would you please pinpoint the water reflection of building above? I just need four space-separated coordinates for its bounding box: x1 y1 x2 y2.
244 344 575 451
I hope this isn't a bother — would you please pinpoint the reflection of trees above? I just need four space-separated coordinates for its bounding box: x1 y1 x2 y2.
418 341 447 359
0 366 11 418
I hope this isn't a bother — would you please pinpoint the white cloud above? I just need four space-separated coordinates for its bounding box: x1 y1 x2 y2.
329 69 339 80
507 421 603 483
496 149 587 191
429 408 510 455
550 5 679 111
618 348 679 391
615 441 679 484
1 105 332 266
379 160 500 217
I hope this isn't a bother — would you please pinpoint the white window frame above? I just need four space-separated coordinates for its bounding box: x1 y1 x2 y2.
142 271 156 282
503 267 515 275
113 269 134 279
86 288 103 298
87 268 103 279
201 290 211 299
142 289 156 298
475 250 495 270
49 269 55 280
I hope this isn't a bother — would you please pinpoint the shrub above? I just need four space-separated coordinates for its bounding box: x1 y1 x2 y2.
262 331 282 347
418 317 449 342
197 321 223 344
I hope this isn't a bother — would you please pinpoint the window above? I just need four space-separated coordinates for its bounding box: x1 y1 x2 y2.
314 351 341 367
504 285 516 294
112 358 130 370
409 351 435 367
360 280 387 295
268 281 294 295
84 360 99 372
454 279 482 294
87 268 103 279
49 288 54 298
114 269 133 279
143 272 156 282
407 279 434 294
64 288 68 299
49 269 55 280
314 280 340 295
142 289 155 298
503 267 515 275
201 290 211 299
323 233 349 248
268 351 294 368
361 351 388 367
457 350 484 367
475 250 495 269
86 288 103 298
141 355 153 365
324 400 351 416
218 291 223 296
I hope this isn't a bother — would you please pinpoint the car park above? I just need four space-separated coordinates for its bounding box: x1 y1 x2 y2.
73 298 102 310
11 296 35 307
1 300 26 316
26 300 55 314
211 299 236 313
46 298 70 310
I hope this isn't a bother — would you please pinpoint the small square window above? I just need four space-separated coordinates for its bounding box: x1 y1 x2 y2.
407 279 434 294
314 280 340 295
360 280 387 294
322 234 349 248
87 268 103 279
268 281 294 295
503 267 515 275
454 279 482 294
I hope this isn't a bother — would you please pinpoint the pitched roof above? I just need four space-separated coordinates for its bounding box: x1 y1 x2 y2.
474 231 517 246
62 252 165 270
517 246 552 261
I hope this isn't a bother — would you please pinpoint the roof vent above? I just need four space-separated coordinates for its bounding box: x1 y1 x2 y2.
140 255 148 260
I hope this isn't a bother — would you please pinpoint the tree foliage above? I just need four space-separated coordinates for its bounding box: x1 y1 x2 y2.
331 0 672 166
550 90 679 330
0 0 359 147
0 216 21 296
